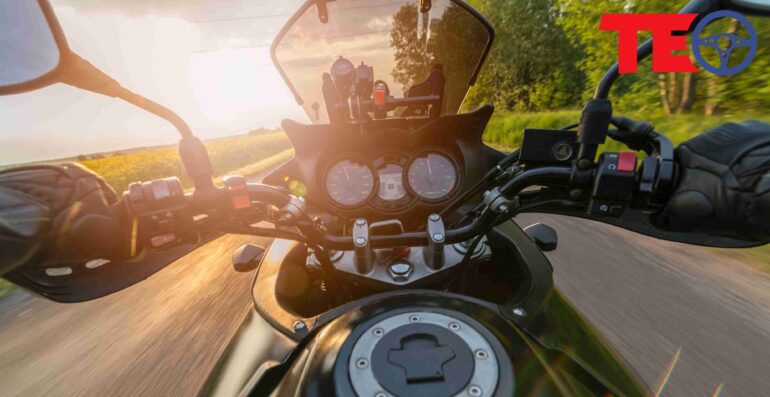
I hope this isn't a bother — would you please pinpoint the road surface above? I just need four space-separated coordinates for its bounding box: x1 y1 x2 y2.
2 208 770 394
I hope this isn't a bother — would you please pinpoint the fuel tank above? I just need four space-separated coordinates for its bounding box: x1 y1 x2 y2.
267 291 646 396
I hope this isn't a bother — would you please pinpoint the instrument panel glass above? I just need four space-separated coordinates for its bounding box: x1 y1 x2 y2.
324 158 375 207
406 151 458 201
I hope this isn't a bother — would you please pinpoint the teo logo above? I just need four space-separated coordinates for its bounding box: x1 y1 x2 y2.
601 11 757 76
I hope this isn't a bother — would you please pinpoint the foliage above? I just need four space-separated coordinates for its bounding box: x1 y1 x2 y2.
390 3 491 113
461 0 769 116
465 0 584 112
80 132 292 193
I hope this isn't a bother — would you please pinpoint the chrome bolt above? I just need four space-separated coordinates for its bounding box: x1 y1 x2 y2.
475 349 488 360
468 385 482 396
356 358 368 368
356 219 366 226
409 314 420 322
449 322 461 331
355 237 367 245
430 214 440 221
433 233 444 241
512 307 526 317
293 321 306 331
373 328 385 337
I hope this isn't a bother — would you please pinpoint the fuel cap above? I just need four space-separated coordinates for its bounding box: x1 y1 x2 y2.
347 311 499 397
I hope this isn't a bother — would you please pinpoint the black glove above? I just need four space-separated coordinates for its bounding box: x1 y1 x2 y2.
662 120 770 241
0 163 129 275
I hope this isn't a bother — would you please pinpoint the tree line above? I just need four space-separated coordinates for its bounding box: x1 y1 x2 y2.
463 0 770 115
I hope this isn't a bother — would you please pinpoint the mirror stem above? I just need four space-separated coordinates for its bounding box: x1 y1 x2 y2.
59 53 215 191
59 53 193 139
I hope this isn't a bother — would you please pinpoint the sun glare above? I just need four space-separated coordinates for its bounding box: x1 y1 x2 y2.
189 47 294 123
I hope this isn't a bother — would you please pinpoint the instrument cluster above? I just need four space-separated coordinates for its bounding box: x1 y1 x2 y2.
323 149 461 212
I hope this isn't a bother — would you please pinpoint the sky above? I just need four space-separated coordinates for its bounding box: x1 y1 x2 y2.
0 0 309 164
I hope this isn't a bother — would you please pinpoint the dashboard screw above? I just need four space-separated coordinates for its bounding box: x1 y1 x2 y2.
449 322 461 331
293 321 306 331
433 233 444 241
355 237 367 245
468 385 482 396
373 328 385 337
512 307 526 317
356 358 368 368
430 214 440 221
409 314 420 322
356 219 366 226
475 349 488 360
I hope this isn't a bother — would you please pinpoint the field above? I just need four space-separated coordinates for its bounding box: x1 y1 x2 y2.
80 132 293 193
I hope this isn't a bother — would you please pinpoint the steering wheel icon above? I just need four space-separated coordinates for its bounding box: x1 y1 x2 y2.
692 10 757 76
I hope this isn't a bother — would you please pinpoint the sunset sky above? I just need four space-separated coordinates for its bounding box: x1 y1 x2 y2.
0 0 309 164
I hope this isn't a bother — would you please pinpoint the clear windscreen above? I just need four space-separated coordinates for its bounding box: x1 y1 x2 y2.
272 0 492 123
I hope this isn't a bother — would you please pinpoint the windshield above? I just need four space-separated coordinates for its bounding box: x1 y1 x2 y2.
272 0 492 123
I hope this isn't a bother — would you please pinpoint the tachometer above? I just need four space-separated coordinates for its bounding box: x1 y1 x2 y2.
407 151 458 201
324 158 375 207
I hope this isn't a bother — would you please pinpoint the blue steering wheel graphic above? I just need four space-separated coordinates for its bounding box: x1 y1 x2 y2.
692 10 757 76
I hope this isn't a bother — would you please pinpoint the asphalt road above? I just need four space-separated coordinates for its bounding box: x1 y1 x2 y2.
2 208 770 395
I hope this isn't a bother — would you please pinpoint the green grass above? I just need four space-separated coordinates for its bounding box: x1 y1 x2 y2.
712 246 770 273
482 110 770 152
81 132 292 193
0 279 15 300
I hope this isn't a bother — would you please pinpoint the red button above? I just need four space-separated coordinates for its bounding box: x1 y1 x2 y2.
617 152 636 173
373 89 386 107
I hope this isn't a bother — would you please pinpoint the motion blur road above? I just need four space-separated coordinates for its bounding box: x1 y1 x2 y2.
2 207 770 395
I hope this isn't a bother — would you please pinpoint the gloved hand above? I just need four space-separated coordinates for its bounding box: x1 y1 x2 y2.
662 120 770 241
0 163 129 275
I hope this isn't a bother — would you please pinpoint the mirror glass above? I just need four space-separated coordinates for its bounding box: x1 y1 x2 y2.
0 0 61 88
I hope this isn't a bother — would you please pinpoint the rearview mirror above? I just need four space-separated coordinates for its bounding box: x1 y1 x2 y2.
0 0 69 95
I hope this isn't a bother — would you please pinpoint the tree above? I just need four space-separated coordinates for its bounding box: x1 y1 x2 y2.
465 0 584 112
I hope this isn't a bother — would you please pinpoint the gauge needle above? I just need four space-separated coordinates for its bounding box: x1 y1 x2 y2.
427 157 432 176
343 165 350 181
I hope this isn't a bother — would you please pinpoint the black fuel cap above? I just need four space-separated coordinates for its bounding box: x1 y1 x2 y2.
370 323 474 396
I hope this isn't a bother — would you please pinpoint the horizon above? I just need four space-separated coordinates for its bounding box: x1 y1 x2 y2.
0 0 308 165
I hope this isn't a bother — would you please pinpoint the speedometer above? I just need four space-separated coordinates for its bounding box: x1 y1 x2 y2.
324 158 375 207
407 151 458 201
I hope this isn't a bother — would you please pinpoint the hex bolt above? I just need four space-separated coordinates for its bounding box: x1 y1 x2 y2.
468 385 482 396
449 322 461 331
512 307 526 317
293 321 306 331
372 328 385 337
356 358 368 368
409 314 420 322
475 349 488 360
